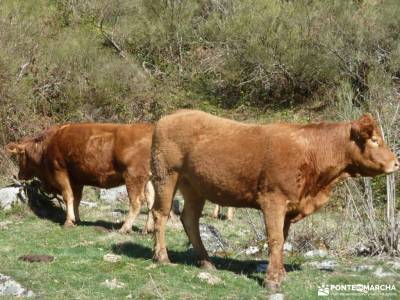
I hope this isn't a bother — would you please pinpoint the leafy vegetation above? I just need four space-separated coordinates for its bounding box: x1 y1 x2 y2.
1 0 400 142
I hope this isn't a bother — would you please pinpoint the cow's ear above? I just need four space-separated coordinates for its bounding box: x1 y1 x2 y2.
351 113 375 140
5 143 25 156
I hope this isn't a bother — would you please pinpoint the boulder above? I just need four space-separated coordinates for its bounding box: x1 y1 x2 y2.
197 272 222 285
268 293 284 300
304 249 328 258
189 223 229 255
304 260 337 271
99 186 128 203
0 273 34 297
0 186 27 210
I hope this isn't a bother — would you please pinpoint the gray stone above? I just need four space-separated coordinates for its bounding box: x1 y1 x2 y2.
268 293 284 300
0 186 27 210
245 246 260 255
304 249 328 258
197 272 222 285
110 211 124 219
354 243 371 256
0 273 34 297
80 200 97 208
388 261 400 270
196 223 229 255
352 265 375 272
103 253 122 263
283 242 293 253
0 221 13 230
373 267 394 278
101 278 125 289
99 186 128 203
305 260 337 271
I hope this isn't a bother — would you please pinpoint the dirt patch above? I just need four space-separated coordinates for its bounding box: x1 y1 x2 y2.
18 254 54 263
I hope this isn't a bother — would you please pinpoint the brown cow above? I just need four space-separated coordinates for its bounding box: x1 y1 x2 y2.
150 110 399 289
5 123 154 234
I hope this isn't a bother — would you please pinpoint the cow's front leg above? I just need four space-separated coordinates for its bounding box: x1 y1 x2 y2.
259 193 287 290
55 171 76 227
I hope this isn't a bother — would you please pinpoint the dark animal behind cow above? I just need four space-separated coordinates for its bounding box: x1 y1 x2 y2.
151 110 399 289
5 123 154 234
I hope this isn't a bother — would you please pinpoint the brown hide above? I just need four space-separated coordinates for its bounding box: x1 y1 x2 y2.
6 123 154 233
151 110 399 288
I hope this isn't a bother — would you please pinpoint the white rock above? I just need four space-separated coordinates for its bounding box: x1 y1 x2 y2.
305 260 337 271
0 273 34 297
373 267 393 278
283 242 293 252
268 293 284 300
245 246 260 255
352 265 374 272
0 221 13 230
99 186 128 203
80 201 97 208
103 253 122 263
304 249 327 258
197 272 222 285
101 278 125 289
388 261 400 270
0 187 26 210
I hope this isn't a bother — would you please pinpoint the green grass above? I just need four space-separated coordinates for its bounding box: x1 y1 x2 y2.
0 197 399 299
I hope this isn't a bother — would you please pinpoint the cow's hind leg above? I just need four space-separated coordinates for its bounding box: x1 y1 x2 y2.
143 181 155 234
72 184 83 224
180 180 214 269
119 174 147 234
153 172 179 264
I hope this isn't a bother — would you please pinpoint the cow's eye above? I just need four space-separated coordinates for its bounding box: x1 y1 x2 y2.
371 137 379 145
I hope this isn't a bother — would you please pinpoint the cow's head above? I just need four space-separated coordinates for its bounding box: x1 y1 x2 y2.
348 113 399 176
5 139 42 180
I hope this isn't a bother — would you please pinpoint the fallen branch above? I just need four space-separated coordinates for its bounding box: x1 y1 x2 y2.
97 15 126 59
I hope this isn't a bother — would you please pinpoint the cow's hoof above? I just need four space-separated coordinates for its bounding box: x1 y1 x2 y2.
199 260 216 270
63 221 76 228
263 279 281 291
153 251 170 264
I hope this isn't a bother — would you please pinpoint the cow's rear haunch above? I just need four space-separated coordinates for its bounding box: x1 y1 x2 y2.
6 123 154 234
151 110 399 289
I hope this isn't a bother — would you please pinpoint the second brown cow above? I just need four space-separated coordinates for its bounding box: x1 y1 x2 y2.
6 123 154 234
151 110 399 289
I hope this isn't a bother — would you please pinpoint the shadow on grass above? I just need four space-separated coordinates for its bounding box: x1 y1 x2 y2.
24 180 143 232
111 241 301 286
24 181 66 225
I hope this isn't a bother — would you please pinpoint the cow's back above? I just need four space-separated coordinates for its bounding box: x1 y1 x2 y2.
46 123 153 187
153 111 268 207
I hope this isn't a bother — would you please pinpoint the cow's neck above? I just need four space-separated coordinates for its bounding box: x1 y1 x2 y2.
304 123 351 195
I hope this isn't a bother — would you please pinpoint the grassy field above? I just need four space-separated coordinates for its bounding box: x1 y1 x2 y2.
0 190 399 300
